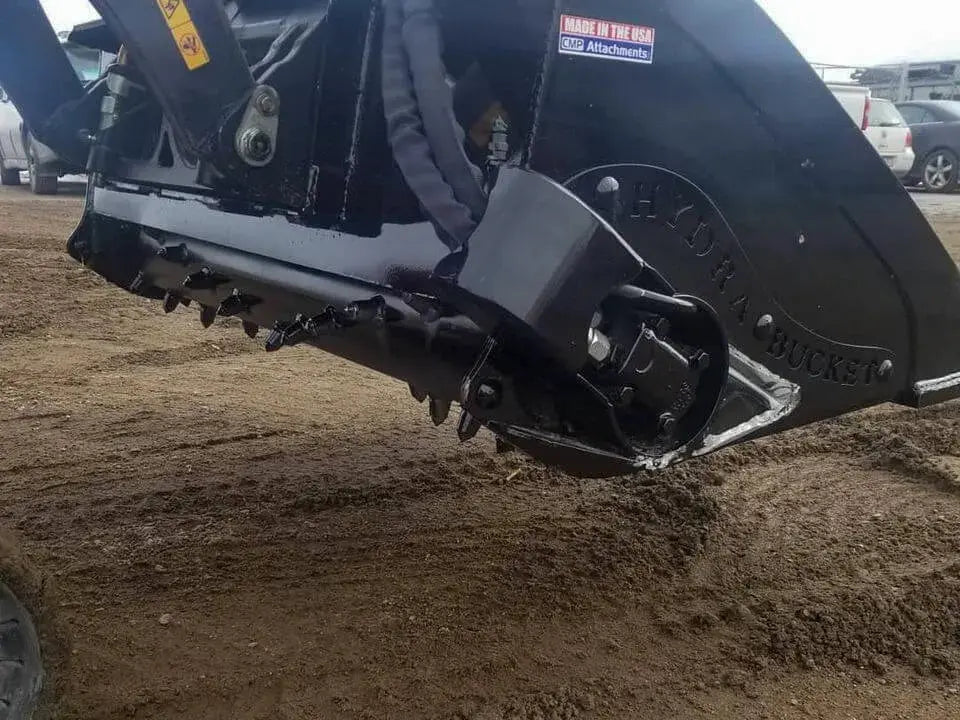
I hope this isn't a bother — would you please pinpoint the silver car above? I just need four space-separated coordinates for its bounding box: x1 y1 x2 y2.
0 40 106 194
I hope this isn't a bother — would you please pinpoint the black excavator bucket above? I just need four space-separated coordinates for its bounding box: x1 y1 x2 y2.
1 0 958 477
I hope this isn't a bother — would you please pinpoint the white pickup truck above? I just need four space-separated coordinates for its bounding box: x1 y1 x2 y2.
827 83 915 180
828 83 871 132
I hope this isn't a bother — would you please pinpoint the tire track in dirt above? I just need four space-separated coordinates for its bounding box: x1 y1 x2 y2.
2 186 960 718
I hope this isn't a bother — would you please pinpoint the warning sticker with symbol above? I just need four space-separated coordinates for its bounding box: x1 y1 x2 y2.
155 0 210 70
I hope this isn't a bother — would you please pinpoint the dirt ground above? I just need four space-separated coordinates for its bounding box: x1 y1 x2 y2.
1 183 960 720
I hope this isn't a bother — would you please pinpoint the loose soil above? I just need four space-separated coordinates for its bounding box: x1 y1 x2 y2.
1 184 960 719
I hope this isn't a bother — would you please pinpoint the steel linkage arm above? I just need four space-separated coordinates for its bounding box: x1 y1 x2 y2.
87 0 255 165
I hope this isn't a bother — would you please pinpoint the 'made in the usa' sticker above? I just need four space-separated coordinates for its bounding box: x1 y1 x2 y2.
558 14 655 65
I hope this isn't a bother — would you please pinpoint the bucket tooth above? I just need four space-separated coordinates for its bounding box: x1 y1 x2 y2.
428 396 450 426
162 292 181 314
265 316 306 352
401 292 442 323
157 243 191 265
302 308 339 336
340 296 387 324
183 268 228 291
218 289 260 318
409 384 428 403
200 304 218 328
265 326 286 352
242 320 259 339
457 411 481 442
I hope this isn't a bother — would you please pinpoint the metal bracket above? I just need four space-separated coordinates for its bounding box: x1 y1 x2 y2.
235 85 280 167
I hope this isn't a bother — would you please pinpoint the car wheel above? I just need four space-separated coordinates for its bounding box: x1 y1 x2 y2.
0 168 21 186
26 142 57 196
921 149 959 193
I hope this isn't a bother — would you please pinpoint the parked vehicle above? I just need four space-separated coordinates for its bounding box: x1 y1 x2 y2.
865 99 914 179
897 100 960 193
827 83 870 131
826 85 917 180
0 39 105 194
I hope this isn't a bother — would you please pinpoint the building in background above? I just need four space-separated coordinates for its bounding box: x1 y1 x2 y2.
853 60 960 102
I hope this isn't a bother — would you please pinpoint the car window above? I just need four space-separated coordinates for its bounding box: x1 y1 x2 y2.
869 100 906 128
898 106 926 124
934 101 960 121
64 45 103 83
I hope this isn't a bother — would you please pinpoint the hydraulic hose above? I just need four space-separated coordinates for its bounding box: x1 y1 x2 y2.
381 0 486 249
399 0 487 221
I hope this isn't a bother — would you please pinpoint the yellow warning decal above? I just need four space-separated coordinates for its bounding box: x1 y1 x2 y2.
155 0 210 70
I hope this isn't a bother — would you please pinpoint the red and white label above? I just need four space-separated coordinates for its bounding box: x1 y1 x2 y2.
560 14 655 45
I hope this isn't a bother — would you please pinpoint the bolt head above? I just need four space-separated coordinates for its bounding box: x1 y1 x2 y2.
587 328 613 363
475 381 502 411
240 127 272 163
878 359 894 381
254 90 278 116
595 176 619 196
754 314 775 341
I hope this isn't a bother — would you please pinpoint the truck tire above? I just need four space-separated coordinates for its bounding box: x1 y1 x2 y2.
921 149 958 193
0 168 21 186
0 534 67 720
27 143 57 196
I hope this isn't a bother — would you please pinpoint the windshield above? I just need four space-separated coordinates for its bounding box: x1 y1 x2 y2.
868 100 905 128
63 44 102 83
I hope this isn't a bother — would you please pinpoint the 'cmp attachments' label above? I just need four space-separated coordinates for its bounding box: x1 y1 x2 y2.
558 14 655 65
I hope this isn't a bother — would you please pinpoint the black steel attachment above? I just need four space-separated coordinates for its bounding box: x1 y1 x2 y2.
1 0 959 476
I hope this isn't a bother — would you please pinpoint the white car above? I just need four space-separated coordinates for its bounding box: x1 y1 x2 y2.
827 84 915 180
865 99 915 180
0 40 106 194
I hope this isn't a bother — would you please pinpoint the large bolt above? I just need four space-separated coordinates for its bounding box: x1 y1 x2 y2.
239 127 273 163
475 381 502 411
254 90 278 116
595 175 620 196
587 327 613 363
595 176 620 219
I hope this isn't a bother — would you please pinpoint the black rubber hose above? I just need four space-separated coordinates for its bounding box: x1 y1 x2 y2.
399 0 487 221
382 0 476 249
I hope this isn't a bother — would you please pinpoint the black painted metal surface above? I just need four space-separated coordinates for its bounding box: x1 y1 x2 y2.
5 0 960 474
87 0 254 159
527 0 960 411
